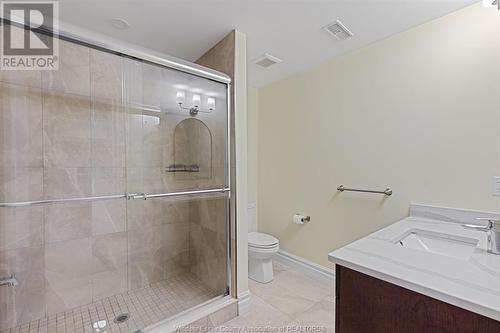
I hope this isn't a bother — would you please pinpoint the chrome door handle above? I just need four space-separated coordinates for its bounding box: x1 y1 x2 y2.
125 193 147 200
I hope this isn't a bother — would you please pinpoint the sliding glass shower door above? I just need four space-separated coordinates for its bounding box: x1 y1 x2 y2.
123 59 230 324
0 24 230 333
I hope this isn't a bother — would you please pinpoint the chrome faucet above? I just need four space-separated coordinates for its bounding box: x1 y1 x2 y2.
463 218 500 255
0 274 18 287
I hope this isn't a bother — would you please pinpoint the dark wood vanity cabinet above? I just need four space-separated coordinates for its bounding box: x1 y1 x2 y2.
335 265 500 333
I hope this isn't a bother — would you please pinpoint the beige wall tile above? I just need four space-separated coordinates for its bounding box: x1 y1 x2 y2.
0 284 46 330
128 223 189 289
0 26 42 88
91 167 125 196
0 207 43 251
92 102 126 168
128 223 189 263
90 231 127 299
43 167 92 199
91 266 127 301
189 223 226 293
145 199 190 226
91 232 127 272
128 258 164 290
91 200 125 236
0 70 41 89
0 168 43 202
0 83 43 168
45 238 93 314
45 277 92 315
142 113 164 167
42 40 90 96
142 167 170 193
125 167 143 193
90 49 122 103
164 250 189 279
43 92 91 168
45 237 93 280
141 63 163 108
44 203 91 243
191 196 226 233
0 246 45 329
125 112 144 168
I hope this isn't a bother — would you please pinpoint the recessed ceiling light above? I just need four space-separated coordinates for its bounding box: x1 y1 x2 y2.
109 18 130 30
323 20 353 40
254 53 282 68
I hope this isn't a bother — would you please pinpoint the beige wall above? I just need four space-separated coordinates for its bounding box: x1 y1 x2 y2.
257 3 500 268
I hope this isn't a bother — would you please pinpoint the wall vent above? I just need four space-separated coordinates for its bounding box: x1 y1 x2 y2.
254 53 282 68
323 20 354 40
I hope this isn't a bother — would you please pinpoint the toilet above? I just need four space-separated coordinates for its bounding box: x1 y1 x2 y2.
248 231 279 283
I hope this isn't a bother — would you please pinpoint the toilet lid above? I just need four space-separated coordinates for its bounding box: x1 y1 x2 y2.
248 232 279 247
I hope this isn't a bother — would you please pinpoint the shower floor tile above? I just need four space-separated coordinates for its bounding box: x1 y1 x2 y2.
2 274 219 333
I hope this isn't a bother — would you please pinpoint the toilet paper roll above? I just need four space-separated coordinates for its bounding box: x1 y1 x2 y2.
293 213 310 224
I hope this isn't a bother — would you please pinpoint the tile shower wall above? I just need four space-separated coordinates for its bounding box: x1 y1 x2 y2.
189 196 228 294
0 40 133 328
0 35 228 330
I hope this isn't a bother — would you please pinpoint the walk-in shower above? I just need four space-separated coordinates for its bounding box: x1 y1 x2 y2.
0 22 231 333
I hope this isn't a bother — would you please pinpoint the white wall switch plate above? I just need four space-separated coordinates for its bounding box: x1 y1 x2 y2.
493 177 500 196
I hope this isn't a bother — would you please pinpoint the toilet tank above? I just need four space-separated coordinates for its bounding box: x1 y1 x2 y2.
247 203 257 232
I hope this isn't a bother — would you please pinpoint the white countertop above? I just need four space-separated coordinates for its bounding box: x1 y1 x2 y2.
328 204 500 321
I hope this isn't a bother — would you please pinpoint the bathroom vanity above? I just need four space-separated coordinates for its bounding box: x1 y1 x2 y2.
329 204 500 332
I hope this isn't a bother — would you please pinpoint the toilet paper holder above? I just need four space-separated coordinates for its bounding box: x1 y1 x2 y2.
293 213 311 224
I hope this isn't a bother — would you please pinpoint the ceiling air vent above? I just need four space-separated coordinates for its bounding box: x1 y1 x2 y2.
254 53 282 68
323 20 354 40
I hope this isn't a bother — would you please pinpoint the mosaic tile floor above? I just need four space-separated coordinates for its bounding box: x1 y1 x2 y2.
1 274 218 333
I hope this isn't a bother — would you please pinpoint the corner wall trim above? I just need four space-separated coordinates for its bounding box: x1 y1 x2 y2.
237 290 251 315
275 250 334 284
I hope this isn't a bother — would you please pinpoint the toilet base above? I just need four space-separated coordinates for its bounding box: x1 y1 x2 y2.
249 257 274 283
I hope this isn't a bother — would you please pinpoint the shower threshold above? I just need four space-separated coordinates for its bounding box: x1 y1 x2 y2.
2 273 218 333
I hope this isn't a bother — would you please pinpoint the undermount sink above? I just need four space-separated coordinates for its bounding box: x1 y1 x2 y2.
395 229 479 260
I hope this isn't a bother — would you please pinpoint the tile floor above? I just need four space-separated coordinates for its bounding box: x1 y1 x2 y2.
214 261 335 332
3 262 334 333
1 273 218 333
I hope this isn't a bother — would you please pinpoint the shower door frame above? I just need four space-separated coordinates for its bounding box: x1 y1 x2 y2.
1 17 235 302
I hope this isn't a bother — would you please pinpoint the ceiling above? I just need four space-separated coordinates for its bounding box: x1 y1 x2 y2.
57 0 478 87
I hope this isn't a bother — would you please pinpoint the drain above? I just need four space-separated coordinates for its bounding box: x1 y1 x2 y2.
113 313 130 324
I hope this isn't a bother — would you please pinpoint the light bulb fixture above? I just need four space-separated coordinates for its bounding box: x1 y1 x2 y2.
483 0 499 9
192 94 201 108
175 91 216 116
207 97 216 111
176 91 186 105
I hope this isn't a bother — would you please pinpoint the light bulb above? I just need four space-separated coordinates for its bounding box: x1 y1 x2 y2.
207 97 216 111
192 94 201 108
175 91 185 105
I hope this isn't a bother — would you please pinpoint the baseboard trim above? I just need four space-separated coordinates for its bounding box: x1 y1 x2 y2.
237 290 251 315
275 249 334 284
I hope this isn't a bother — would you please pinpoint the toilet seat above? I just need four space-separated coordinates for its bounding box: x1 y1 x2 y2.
248 232 279 249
